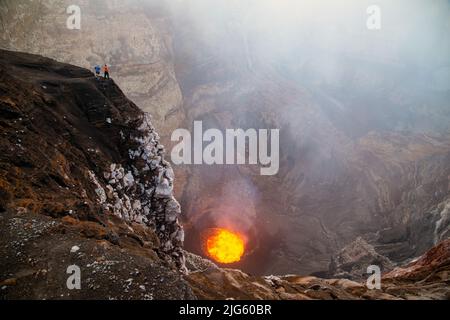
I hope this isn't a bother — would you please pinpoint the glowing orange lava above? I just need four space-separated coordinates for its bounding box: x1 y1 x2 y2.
206 228 245 264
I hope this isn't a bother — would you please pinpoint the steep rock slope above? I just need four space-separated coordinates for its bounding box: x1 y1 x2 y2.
0 49 190 299
0 0 184 143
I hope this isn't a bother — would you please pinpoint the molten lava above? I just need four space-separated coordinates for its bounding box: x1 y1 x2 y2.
206 228 245 264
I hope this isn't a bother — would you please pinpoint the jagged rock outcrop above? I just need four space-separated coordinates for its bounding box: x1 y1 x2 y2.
0 49 189 298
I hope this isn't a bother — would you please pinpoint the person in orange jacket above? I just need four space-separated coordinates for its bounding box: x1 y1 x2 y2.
102 64 110 79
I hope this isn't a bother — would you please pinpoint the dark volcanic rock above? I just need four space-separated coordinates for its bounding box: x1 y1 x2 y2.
0 49 191 299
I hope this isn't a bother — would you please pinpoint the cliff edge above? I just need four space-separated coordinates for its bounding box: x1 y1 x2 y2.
0 49 190 299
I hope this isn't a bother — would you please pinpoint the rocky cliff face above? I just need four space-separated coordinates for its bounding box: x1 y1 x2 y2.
0 0 184 144
168 2 450 276
0 49 190 298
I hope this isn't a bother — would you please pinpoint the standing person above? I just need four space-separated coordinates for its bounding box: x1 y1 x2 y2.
103 64 110 79
94 65 101 78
